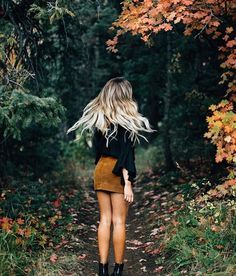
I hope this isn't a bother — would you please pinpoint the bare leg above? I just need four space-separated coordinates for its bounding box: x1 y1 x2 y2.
111 193 129 263
96 191 112 264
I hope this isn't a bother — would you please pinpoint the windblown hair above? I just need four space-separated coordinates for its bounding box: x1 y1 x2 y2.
66 77 157 146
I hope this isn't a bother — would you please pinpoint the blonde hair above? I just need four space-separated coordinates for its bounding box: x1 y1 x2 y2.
66 77 157 146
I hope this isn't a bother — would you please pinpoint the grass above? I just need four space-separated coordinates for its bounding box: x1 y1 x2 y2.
0 178 84 274
163 198 236 275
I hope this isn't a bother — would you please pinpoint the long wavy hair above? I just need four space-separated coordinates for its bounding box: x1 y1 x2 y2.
66 77 157 146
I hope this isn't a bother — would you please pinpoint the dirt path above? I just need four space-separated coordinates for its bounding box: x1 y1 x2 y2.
74 172 163 275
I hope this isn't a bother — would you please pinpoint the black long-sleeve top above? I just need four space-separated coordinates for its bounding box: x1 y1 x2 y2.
92 124 137 186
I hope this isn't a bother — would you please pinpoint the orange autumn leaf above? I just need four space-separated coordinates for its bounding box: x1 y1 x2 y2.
16 218 25 225
171 219 180 227
226 40 236 48
50 253 58 263
15 237 25 245
215 244 224 249
226 27 234 34
154 266 164 273
24 228 32 238
17 228 25 236
161 23 173 31
211 225 221 232
0 217 12 232
204 100 236 165
53 199 61 208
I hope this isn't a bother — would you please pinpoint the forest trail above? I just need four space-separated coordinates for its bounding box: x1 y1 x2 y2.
65 171 179 276
76 175 157 275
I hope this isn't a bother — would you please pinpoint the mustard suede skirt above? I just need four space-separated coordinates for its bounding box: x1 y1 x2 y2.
93 155 124 194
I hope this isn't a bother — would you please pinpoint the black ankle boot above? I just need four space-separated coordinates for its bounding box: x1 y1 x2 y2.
111 263 124 276
99 262 109 276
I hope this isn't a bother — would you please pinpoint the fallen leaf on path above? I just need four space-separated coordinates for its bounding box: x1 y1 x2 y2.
175 194 184 202
150 228 159 236
211 225 221 232
144 191 154 196
148 247 162 255
215 244 224 249
50 253 58 263
171 219 180 226
53 199 61 208
16 218 24 225
90 224 97 232
159 225 166 231
167 206 179 213
126 239 143 245
154 266 164 273
140 265 147 272
78 253 87 260
127 246 139 250
150 194 161 200
139 258 147 262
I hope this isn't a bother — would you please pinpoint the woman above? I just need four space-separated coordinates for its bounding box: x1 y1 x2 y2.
67 77 156 276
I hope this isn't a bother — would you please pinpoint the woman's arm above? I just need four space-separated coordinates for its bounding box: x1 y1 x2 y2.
112 128 137 186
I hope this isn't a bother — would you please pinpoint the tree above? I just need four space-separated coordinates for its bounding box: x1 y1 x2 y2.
0 0 74 178
107 0 236 173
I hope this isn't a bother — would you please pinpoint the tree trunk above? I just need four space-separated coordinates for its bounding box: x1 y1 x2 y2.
162 32 175 171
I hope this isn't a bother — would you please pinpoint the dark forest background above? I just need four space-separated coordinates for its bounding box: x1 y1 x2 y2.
0 1 224 181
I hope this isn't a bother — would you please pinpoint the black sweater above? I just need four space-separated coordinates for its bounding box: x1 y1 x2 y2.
92 124 137 186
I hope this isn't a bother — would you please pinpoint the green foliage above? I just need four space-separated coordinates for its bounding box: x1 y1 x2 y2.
0 86 65 140
135 142 163 172
47 136 94 187
0 232 34 275
29 1 75 23
164 198 236 274
0 177 83 274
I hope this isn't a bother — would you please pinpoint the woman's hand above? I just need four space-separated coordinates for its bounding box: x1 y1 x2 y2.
124 181 134 203
122 168 134 203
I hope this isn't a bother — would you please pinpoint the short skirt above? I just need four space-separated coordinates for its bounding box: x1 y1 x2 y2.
93 155 124 194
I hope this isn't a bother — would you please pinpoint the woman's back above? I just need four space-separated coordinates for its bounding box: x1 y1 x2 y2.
93 124 136 186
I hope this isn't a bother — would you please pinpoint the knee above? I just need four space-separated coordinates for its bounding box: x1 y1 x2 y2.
112 216 126 227
99 216 112 227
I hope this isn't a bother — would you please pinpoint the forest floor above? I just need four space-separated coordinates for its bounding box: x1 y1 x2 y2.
50 170 181 276
4 166 234 275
